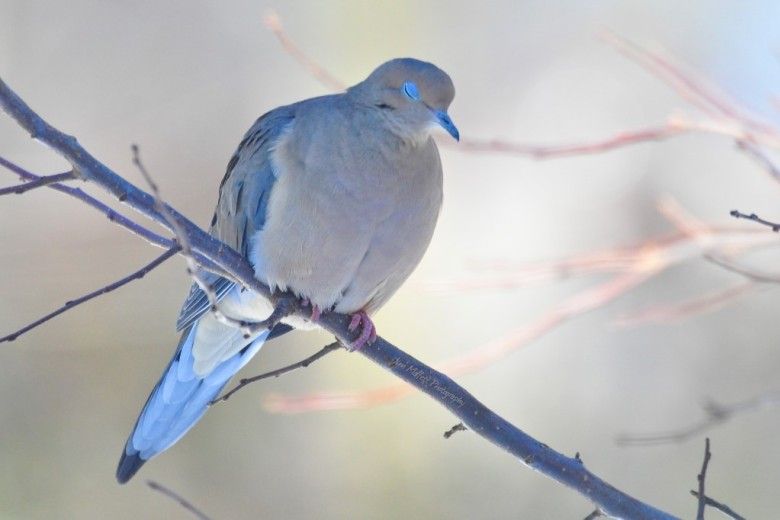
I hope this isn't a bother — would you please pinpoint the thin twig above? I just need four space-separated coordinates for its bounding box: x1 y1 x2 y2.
730 209 780 232
131 145 302 336
241 292 299 337
695 438 711 520
452 123 687 158
443 422 467 439
0 170 75 196
690 438 746 519
131 143 251 333
705 254 780 283
146 480 212 520
689 491 746 520
736 140 780 182
0 156 181 258
0 247 179 344
602 31 743 121
613 282 757 327
263 12 346 92
584 509 604 520
213 342 342 404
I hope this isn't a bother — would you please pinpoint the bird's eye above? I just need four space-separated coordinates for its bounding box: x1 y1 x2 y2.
402 81 421 101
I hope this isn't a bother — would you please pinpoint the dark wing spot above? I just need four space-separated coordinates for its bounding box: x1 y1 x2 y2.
219 153 240 193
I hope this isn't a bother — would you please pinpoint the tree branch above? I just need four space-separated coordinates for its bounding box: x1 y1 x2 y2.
266 11 780 167
213 341 342 403
614 282 756 327
0 76 679 519
689 491 746 520
131 143 255 333
146 480 212 520
705 254 780 284
0 170 76 196
443 422 467 439
729 209 780 232
452 123 688 158
584 509 604 520
265 204 779 414
0 247 179 343
736 140 780 183
0 156 178 254
0 79 246 284
689 439 746 520
695 438 711 520
263 13 346 92
616 390 780 446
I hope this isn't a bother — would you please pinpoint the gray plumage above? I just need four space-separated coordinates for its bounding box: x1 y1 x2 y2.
117 57 457 483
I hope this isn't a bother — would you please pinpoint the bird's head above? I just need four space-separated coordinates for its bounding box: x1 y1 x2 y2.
350 58 459 142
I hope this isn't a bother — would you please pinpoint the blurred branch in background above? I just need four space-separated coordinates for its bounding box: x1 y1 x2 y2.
257 15 780 443
261 197 779 413
617 389 780 446
264 12 780 167
0 75 679 519
147 480 212 520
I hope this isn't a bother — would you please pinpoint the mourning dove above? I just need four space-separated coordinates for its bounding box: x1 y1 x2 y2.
117 57 458 483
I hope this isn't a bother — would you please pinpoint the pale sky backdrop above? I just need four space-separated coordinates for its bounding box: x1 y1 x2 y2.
1 1 780 519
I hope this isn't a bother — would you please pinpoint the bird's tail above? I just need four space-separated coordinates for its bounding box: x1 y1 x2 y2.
116 324 268 484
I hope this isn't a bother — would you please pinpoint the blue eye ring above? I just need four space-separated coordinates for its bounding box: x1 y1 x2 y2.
402 81 421 101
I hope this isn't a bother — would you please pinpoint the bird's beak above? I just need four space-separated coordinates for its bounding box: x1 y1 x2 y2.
434 110 460 141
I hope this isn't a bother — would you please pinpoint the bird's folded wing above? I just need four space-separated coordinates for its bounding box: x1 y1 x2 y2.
175 275 235 332
175 104 297 330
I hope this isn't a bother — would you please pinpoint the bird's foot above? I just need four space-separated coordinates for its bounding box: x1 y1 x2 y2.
347 310 376 351
310 303 322 322
300 298 321 322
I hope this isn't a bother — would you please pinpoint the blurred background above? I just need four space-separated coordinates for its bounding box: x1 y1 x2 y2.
2 1 780 518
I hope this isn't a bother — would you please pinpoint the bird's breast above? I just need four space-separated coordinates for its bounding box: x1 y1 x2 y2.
251 112 443 312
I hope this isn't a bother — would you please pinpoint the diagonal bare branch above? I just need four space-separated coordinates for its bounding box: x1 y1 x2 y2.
736 140 780 182
729 209 780 232
131 143 252 333
0 71 680 519
452 123 688 158
0 170 76 196
0 247 179 344
705 253 780 283
212 341 342 404
616 390 780 446
263 12 346 92
0 155 180 255
689 491 746 520
146 480 212 520
613 282 757 327
264 11 780 167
